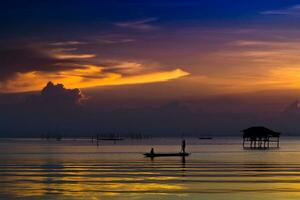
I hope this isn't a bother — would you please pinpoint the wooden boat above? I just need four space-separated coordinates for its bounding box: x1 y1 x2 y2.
144 152 190 157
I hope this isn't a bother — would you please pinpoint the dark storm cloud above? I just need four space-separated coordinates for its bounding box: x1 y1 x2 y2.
0 46 54 80
0 41 88 81
0 82 87 137
40 81 84 105
22 82 85 111
1 82 300 137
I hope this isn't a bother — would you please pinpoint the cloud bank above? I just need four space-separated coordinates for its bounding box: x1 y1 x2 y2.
40 81 84 105
0 40 189 93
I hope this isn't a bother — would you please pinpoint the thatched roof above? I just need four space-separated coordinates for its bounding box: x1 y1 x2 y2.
242 126 280 138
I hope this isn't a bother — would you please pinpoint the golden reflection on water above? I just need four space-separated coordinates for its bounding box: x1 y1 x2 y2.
5 162 300 200
3 139 300 199
0 163 185 199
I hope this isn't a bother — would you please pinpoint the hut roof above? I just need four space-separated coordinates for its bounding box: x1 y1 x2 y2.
242 126 280 137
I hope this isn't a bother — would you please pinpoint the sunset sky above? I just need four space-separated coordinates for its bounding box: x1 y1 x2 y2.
2 1 300 136
2 0 300 94
2 3 300 200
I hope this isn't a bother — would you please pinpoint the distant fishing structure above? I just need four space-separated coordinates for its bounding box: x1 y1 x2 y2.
92 133 125 146
242 126 281 149
42 131 63 141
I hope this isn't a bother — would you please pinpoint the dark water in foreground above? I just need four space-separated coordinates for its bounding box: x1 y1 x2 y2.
1 137 300 200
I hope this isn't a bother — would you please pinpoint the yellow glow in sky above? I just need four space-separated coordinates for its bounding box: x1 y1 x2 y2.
0 65 189 93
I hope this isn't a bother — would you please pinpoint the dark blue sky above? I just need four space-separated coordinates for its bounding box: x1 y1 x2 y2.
1 0 300 38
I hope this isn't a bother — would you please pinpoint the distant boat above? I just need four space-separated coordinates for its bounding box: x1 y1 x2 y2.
144 152 190 157
199 137 213 140
97 137 124 141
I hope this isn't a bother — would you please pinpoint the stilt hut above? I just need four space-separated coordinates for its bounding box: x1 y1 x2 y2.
242 127 281 149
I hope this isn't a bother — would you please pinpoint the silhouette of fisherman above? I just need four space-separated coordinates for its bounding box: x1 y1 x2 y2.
181 140 186 153
150 148 154 154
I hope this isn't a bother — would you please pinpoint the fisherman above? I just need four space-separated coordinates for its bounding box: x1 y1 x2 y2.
181 140 186 153
150 148 154 154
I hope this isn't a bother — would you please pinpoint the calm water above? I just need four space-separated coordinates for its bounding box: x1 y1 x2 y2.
1 137 300 200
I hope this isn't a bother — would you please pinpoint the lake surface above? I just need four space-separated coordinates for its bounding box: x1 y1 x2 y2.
1 137 300 200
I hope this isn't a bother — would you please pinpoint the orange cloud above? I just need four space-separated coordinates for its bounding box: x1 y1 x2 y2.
0 65 189 93
52 54 96 59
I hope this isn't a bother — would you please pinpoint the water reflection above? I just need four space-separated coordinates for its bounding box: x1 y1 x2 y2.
0 162 185 199
2 138 300 199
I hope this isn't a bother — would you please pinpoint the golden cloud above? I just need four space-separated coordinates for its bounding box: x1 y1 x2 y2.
0 65 189 93
52 54 96 60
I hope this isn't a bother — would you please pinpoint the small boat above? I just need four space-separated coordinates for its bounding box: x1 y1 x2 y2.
144 152 190 157
97 138 124 141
